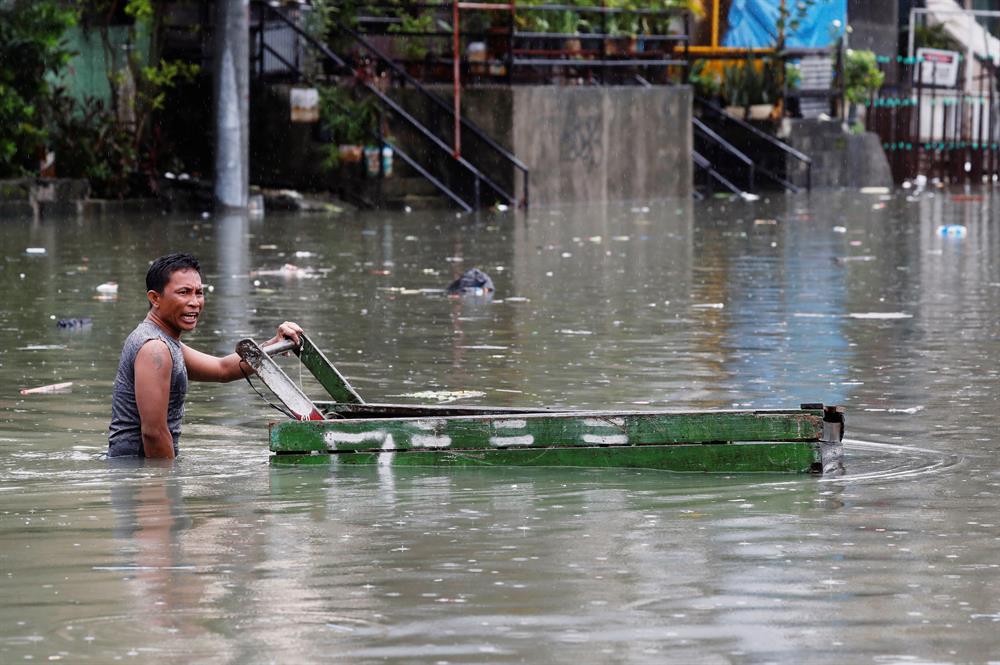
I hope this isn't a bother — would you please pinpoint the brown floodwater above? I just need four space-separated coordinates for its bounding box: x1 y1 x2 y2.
1 189 999 663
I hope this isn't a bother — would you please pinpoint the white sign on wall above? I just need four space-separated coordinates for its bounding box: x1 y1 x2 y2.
290 87 319 123
914 48 960 87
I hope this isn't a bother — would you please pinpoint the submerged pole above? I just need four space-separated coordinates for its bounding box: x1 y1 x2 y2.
213 0 250 210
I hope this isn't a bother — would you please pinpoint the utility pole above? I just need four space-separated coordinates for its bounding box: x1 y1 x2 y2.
213 0 250 210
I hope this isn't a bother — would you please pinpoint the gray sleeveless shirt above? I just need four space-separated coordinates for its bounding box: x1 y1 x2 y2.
108 320 188 457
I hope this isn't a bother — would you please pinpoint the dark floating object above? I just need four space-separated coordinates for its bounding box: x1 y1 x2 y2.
57 318 93 329
446 268 494 296
236 332 847 475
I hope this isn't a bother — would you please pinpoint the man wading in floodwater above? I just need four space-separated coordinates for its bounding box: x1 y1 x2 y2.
108 253 302 459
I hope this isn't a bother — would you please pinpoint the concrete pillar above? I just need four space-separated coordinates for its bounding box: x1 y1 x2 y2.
213 0 250 210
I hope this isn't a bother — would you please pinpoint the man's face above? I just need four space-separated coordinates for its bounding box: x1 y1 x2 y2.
150 268 205 335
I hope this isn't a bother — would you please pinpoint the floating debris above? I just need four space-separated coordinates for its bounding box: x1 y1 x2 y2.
389 390 486 403
753 218 778 226
557 329 593 335
860 186 891 195
938 225 967 238
692 303 725 309
251 264 318 278
834 255 876 263
848 312 913 320
25 247 46 255
96 281 118 294
447 268 494 296
20 381 73 395
832 226 847 233
57 318 92 329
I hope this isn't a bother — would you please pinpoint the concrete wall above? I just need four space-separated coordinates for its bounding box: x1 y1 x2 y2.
781 119 894 188
392 85 693 206
507 86 692 205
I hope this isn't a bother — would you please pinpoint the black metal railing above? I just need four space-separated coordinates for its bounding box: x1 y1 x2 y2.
253 2 526 211
696 96 812 192
865 52 1000 185
692 149 742 196
336 20 529 207
693 117 755 193
348 1 691 85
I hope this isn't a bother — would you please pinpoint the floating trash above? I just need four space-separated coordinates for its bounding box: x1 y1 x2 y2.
96 281 118 294
938 224 967 238
834 255 876 263
389 390 486 403
20 381 73 395
848 312 913 320
860 186 891 194
251 264 317 278
25 247 46 255
692 303 725 309
57 318 92 329
832 226 847 233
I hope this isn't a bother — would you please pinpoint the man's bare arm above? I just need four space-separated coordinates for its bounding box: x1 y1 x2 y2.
135 340 176 459
182 321 303 383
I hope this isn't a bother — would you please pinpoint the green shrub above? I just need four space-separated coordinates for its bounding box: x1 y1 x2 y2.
844 49 884 104
0 1 76 177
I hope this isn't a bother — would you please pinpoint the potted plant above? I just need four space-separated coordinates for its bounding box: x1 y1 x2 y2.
318 85 378 168
843 48 885 125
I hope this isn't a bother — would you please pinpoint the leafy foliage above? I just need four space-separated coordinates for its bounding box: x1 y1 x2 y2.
318 85 379 167
844 49 884 104
914 24 962 53
0 1 76 177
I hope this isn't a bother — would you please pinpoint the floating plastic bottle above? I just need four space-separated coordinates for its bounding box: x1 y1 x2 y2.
937 224 967 238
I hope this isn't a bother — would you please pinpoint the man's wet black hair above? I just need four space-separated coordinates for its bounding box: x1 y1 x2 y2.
146 253 201 294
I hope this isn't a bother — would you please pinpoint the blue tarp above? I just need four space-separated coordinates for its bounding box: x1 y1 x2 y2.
722 0 847 49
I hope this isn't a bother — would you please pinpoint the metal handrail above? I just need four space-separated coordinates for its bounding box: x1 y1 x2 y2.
357 1 686 16
693 150 743 195
257 3 519 209
387 139 474 212
336 21 530 205
693 118 755 191
695 97 811 192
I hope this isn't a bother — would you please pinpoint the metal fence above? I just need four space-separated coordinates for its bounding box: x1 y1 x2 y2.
865 54 1000 184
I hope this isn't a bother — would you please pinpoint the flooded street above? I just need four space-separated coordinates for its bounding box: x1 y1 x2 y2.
2 189 1000 663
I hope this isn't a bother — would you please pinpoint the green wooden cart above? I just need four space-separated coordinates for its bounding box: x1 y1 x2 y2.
237 334 845 474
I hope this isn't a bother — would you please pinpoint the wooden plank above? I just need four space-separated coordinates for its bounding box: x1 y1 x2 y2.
270 441 822 473
269 409 825 453
298 333 365 404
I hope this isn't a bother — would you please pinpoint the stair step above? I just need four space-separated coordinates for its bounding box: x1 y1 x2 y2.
385 193 451 210
380 176 442 198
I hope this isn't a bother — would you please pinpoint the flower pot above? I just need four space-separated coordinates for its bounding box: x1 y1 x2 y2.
724 104 775 121
338 145 364 163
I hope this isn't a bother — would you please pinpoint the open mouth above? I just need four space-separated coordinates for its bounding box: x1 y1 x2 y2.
181 312 199 325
